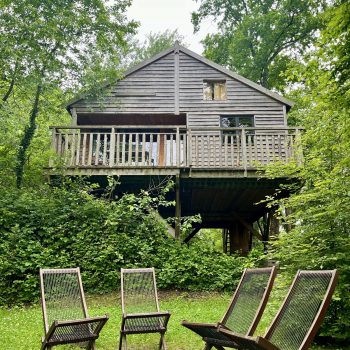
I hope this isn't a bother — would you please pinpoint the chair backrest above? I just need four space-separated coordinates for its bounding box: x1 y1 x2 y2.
265 270 338 350
221 267 277 335
40 268 88 333
121 268 160 315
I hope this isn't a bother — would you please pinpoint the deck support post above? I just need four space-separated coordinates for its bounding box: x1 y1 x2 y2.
49 127 56 168
175 174 181 239
225 222 250 255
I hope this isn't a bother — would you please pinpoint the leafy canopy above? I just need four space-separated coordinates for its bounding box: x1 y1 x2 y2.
264 1 350 340
192 0 327 89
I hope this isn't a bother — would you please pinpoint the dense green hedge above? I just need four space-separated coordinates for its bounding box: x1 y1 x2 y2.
0 182 264 305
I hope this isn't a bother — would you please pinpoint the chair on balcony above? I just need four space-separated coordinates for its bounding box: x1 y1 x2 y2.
218 270 338 350
182 267 277 350
119 267 171 350
40 268 109 350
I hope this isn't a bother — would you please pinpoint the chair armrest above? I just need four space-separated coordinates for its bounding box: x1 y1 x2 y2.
218 326 280 350
182 320 218 329
182 320 225 340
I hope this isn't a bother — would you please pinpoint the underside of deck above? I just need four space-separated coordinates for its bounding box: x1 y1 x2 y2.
54 170 291 252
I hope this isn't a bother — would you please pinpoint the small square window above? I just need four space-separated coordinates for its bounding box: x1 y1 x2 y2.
203 80 227 101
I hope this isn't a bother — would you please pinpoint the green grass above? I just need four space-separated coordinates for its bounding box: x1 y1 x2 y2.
0 291 347 350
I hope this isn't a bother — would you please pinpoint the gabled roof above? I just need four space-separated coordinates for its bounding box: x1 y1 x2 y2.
67 42 294 111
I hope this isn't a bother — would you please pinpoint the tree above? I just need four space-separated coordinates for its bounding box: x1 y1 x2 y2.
0 0 138 188
125 29 186 66
264 1 350 341
192 0 327 89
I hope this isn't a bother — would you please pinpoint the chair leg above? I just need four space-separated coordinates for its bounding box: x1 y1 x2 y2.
159 333 167 350
87 340 96 350
204 343 213 350
118 333 123 350
118 333 127 350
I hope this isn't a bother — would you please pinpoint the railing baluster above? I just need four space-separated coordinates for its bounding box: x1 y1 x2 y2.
95 133 100 165
121 134 126 164
82 133 87 166
156 134 161 166
266 135 270 163
75 132 81 166
109 128 115 167
141 133 146 165
247 134 252 167
149 133 154 166
135 133 139 165
170 133 174 166
128 133 132 165
241 129 247 175
88 133 93 166
176 127 180 167
254 133 258 163
224 134 228 167
102 133 107 165
116 133 120 165
57 132 62 156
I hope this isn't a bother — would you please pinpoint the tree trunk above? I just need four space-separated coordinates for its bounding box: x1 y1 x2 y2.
15 83 42 188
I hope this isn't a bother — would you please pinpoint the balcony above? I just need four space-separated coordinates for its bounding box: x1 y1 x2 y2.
49 126 302 176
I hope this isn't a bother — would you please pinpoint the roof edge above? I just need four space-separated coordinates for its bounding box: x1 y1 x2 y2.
66 42 294 113
178 44 294 107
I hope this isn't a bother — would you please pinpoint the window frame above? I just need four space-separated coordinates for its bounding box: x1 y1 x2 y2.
203 80 227 101
220 115 255 144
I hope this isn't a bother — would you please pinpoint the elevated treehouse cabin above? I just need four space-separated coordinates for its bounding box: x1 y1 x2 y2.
50 43 301 254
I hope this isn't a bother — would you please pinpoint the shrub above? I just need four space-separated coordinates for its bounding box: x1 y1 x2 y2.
0 181 265 305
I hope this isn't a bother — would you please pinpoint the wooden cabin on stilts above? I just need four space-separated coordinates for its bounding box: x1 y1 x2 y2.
49 42 301 254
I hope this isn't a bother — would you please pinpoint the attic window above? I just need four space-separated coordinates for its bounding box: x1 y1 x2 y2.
203 80 227 101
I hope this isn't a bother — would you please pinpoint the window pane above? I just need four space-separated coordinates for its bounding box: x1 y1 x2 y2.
203 81 213 100
237 116 254 128
221 116 235 128
214 82 227 100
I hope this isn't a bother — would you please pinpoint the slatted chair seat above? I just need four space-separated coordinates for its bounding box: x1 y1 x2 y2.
182 267 277 350
218 270 338 350
40 268 109 350
119 268 171 350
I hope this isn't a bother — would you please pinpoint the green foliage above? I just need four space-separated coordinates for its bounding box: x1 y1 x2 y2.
263 1 350 341
0 181 264 305
192 0 327 89
125 29 186 66
0 0 138 187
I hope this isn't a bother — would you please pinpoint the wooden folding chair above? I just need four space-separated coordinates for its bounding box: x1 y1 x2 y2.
218 270 338 350
40 268 109 350
182 267 277 350
119 267 171 350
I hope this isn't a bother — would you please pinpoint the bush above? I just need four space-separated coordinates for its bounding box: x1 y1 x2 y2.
0 181 265 305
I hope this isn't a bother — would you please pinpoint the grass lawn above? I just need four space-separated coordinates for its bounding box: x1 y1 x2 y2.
0 291 346 350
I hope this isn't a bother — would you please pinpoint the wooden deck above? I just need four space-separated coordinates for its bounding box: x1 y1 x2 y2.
49 126 302 175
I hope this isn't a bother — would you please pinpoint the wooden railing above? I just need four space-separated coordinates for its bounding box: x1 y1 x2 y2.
50 126 302 171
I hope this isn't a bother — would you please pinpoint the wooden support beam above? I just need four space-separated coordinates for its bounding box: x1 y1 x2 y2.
228 222 250 255
183 227 201 244
71 108 78 126
232 212 263 240
175 174 181 239
174 42 180 115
